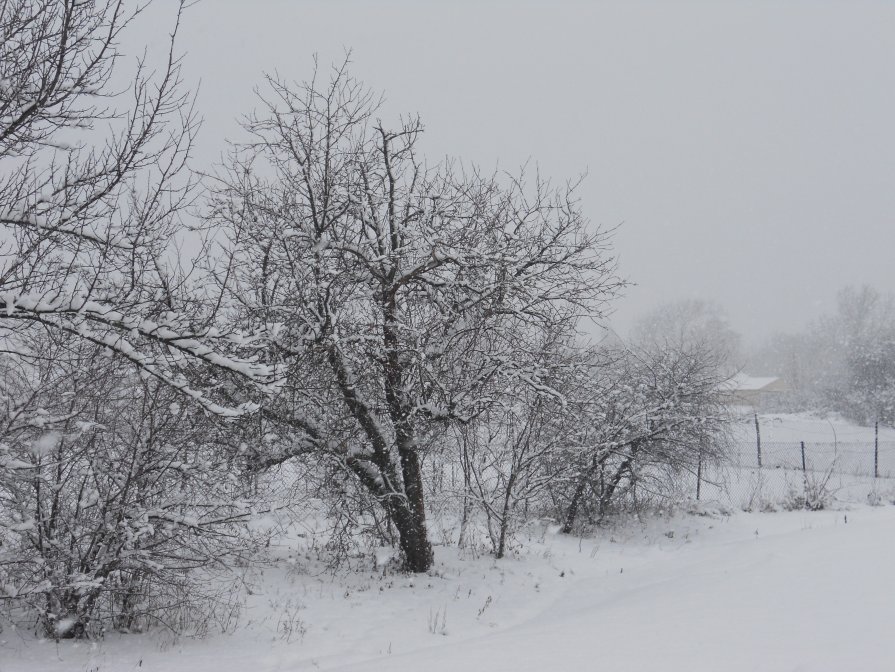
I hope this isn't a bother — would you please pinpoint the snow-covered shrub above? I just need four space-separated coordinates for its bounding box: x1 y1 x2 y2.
0 342 270 638
867 487 895 507
549 337 732 533
317 461 399 571
455 337 575 559
782 467 837 511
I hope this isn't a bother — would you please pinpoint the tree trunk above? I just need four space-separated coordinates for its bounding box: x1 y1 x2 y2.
329 341 433 571
395 447 433 572
381 292 434 572
598 458 633 518
561 454 605 533
45 591 91 639
495 471 517 558
561 475 588 534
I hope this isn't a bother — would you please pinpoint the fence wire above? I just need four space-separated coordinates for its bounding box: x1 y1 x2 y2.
694 440 895 509
730 440 895 478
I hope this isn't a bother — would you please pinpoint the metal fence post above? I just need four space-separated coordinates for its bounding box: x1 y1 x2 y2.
754 413 762 468
800 441 806 474
875 421 879 479
696 451 703 501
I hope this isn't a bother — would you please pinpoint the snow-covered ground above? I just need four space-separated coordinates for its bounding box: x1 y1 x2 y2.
4 504 895 672
732 412 895 445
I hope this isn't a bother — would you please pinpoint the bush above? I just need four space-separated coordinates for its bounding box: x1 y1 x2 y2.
0 343 269 638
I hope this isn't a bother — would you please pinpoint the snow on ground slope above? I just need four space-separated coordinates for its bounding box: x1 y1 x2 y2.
732 412 895 445
3 505 895 672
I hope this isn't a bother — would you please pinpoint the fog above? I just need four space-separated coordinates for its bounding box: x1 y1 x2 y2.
139 0 895 345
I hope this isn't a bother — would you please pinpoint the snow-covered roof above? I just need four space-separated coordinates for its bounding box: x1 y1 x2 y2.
721 373 781 392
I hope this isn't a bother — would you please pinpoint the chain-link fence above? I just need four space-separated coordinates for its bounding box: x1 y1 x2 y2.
692 439 895 509
730 440 895 478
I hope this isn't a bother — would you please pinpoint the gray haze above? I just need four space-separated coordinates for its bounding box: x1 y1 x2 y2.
137 1 895 345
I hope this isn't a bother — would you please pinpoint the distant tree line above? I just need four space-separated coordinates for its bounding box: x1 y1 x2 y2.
750 286 895 426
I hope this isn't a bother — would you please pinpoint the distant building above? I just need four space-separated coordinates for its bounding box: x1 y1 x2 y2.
721 373 788 409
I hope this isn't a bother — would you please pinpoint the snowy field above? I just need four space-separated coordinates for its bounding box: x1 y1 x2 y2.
4 504 895 672
732 413 895 444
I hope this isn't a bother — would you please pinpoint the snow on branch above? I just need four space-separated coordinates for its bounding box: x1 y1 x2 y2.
2 291 283 417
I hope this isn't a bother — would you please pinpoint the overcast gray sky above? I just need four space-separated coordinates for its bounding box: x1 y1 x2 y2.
137 0 895 345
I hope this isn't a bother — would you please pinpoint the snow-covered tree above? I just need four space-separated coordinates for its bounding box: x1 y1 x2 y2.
554 337 731 532
749 286 895 424
455 331 579 558
209 61 622 571
631 299 741 375
824 287 895 424
0 0 277 418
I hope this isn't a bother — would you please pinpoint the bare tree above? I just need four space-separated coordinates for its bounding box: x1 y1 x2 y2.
0 333 269 638
457 344 573 558
825 287 895 425
749 285 895 423
0 0 277 417
209 61 622 572
556 338 731 532
631 299 741 375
